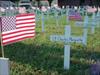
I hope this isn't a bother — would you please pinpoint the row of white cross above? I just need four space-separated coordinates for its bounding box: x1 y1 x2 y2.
49 9 100 70
30 7 100 69
40 9 100 33
50 14 100 69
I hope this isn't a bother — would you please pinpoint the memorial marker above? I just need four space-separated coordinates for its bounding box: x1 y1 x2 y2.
50 25 87 70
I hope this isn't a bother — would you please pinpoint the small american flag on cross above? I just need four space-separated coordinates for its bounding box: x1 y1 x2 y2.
68 10 82 21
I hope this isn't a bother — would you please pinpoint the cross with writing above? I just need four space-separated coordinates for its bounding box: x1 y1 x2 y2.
50 25 87 70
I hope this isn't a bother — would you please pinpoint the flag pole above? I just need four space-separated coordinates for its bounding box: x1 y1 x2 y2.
0 35 4 58
0 17 4 58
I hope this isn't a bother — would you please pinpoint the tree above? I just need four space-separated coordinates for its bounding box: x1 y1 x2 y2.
48 0 53 6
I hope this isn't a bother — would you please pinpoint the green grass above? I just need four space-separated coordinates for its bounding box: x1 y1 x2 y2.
0 15 100 75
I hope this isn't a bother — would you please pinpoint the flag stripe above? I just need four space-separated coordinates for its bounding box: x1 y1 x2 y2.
3 34 35 43
16 15 35 20
16 19 35 24
2 27 35 34
2 31 35 39
3 35 35 45
16 22 35 25
17 26 36 29
16 18 35 21
16 13 35 17
3 32 35 40
16 23 35 27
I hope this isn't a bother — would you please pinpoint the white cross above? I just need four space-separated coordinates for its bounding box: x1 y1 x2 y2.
54 9 59 27
50 25 87 70
66 6 69 24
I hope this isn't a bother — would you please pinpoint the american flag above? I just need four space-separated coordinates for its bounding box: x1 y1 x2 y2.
1 13 35 46
68 10 82 21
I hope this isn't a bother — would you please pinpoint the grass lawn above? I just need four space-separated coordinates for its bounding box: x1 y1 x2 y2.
0 14 100 75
